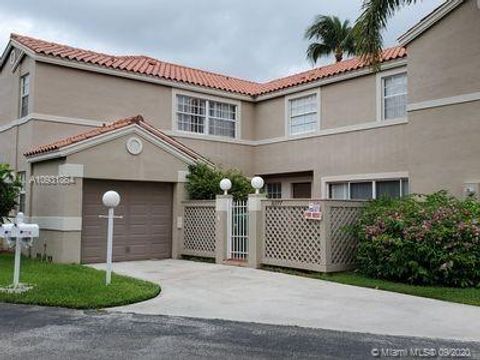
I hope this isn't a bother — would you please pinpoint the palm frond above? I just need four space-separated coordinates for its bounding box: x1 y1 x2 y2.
304 14 355 65
305 43 332 65
354 0 417 69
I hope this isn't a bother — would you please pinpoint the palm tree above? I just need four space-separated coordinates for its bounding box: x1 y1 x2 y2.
354 0 418 67
304 15 355 64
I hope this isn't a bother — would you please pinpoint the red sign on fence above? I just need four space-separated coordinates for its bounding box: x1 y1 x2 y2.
304 202 322 220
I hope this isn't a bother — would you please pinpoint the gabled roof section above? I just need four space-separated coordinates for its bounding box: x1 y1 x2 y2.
398 0 464 45
24 115 213 165
9 33 407 97
10 34 259 96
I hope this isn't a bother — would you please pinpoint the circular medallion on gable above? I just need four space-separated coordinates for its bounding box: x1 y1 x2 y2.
126 137 143 155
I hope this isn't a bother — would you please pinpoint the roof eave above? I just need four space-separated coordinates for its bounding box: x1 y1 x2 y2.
0 42 14 70
398 0 464 46
25 123 211 166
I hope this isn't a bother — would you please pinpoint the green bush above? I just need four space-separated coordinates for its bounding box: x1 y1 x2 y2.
355 191 480 288
185 164 251 201
0 164 22 224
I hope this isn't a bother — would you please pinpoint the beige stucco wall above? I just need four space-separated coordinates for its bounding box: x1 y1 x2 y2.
404 0 480 198
33 62 256 140
68 133 190 182
407 96 480 198
0 51 35 125
253 71 396 140
253 123 409 197
254 96 285 140
30 159 83 218
34 62 173 126
16 120 92 171
30 230 82 264
321 74 377 129
0 127 17 167
172 136 254 176
407 0 480 103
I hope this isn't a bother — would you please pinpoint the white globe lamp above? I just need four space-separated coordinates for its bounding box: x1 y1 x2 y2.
102 190 121 208
219 178 232 195
251 176 264 194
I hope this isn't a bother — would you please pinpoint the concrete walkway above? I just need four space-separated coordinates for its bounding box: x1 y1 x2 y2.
90 260 480 341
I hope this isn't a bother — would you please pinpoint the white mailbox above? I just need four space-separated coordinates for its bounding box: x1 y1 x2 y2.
0 213 40 290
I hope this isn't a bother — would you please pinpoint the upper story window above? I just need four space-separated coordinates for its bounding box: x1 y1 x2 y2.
176 94 237 138
20 74 30 118
382 72 407 121
287 93 318 136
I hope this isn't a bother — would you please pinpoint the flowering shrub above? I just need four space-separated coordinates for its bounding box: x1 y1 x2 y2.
355 191 480 287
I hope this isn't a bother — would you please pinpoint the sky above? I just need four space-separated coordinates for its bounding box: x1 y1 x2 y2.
0 0 443 82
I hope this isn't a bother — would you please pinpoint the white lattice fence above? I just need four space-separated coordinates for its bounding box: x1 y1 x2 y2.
328 204 364 266
262 200 323 271
182 201 216 258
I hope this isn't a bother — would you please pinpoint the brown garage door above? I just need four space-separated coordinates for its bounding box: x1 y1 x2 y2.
81 179 172 263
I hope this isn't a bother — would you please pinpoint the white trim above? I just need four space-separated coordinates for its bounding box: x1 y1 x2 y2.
167 117 407 146
165 129 253 145
29 216 82 231
255 118 408 146
172 88 242 140
398 0 464 45
376 67 408 123
0 113 104 134
321 171 409 199
11 50 25 73
58 164 84 178
0 43 13 69
2 112 408 152
408 91 480 112
27 124 199 165
284 89 321 138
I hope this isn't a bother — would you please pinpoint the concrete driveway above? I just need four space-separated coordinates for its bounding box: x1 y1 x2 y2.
90 259 480 341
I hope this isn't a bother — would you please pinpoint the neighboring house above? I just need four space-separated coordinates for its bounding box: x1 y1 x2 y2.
0 0 478 263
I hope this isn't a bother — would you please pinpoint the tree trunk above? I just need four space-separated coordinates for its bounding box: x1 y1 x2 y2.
335 51 343 63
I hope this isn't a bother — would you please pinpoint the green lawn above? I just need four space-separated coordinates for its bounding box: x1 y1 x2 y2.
0 253 160 309
264 266 480 307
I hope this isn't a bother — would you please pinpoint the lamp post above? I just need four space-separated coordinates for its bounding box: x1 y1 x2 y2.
101 191 121 285
251 176 264 194
219 178 232 195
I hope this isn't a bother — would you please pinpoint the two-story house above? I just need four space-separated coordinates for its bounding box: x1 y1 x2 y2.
0 0 478 263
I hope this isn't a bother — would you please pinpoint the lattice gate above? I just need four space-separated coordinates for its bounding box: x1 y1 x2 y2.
227 200 248 260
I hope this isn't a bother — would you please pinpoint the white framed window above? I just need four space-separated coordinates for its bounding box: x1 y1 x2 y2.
175 93 238 139
286 91 319 136
20 73 30 118
327 178 409 200
266 182 282 199
377 70 407 121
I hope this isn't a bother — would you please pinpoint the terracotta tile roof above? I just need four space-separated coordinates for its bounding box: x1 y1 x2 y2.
11 34 406 96
24 114 212 163
257 46 407 95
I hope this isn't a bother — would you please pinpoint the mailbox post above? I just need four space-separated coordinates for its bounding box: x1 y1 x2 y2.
100 191 121 285
0 212 39 290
